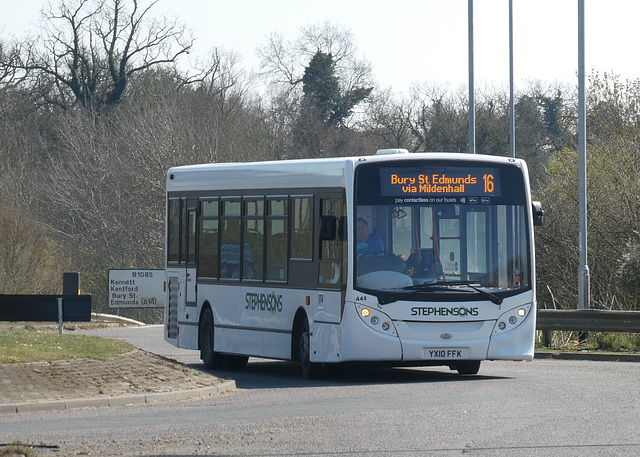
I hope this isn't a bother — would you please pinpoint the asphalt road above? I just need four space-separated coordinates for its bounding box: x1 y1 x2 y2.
1 326 640 456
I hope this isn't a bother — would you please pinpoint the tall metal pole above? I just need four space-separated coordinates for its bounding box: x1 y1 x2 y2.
509 0 515 158
468 0 476 154
578 0 590 309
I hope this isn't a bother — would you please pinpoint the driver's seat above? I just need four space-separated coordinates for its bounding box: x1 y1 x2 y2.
406 248 441 278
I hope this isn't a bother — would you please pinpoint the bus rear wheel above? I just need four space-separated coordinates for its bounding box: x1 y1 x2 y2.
297 316 321 379
199 308 225 369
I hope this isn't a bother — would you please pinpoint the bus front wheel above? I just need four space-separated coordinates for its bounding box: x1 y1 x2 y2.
296 316 321 379
199 308 225 369
454 361 481 375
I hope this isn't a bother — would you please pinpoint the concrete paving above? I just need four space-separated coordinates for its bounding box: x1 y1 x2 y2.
0 348 235 414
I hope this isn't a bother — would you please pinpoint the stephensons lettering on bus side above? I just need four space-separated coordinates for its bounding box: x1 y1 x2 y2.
245 291 283 313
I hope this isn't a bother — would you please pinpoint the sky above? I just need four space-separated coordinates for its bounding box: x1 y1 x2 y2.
1 0 638 94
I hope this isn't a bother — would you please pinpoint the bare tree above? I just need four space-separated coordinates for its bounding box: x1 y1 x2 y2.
257 21 374 104
0 189 71 294
17 0 193 111
0 40 27 89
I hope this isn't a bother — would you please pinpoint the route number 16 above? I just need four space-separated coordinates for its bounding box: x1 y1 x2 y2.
483 174 495 193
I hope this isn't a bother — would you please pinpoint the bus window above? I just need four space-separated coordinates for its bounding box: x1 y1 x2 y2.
198 199 219 278
167 197 195 264
438 213 461 278
168 198 181 263
466 209 488 279
319 197 345 286
221 199 241 279
266 197 288 281
390 206 412 258
244 198 265 280
187 206 196 264
180 200 187 263
291 197 313 260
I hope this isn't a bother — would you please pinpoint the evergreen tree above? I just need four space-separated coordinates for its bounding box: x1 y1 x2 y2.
301 50 371 126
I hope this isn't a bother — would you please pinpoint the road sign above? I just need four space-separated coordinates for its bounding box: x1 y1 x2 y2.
108 269 165 308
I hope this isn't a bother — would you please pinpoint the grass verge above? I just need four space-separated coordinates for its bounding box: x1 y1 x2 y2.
536 330 640 353
0 326 133 363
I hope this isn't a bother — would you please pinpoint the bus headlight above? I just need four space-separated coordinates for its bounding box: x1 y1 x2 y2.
493 304 531 335
355 303 397 336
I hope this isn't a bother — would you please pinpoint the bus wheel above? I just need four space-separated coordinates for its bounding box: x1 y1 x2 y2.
455 361 481 375
297 316 321 379
199 308 225 369
226 355 249 370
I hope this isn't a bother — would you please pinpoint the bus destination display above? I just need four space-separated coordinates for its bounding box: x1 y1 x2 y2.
379 167 501 198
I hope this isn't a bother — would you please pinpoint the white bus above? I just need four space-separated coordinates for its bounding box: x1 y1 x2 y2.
164 149 543 378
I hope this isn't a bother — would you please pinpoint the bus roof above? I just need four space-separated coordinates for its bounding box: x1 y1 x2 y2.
166 152 525 193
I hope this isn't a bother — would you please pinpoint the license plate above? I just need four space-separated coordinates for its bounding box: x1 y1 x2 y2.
423 348 468 359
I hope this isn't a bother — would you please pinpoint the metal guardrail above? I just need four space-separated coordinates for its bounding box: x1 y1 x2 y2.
537 309 640 346
537 309 640 332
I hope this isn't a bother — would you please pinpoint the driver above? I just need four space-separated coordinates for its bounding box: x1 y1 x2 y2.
356 217 384 257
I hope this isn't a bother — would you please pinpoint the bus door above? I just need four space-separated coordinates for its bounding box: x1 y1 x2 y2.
317 194 346 318
433 204 495 285
307 194 345 363
166 197 197 342
318 194 346 290
434 206 462 280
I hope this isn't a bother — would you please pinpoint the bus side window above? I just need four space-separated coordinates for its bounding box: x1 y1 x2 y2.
168 198 181 263
198 199 219 278
243 198 265 280
266 198 288 281
187 207 196 264
221 200 241 279
291 197 313 260
319 198 345 286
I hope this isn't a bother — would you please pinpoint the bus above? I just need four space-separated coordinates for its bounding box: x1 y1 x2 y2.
164 149 543 378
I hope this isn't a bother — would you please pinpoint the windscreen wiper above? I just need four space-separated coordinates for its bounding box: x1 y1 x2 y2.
377 281 502 306
377 284 445 305
438 281 503 305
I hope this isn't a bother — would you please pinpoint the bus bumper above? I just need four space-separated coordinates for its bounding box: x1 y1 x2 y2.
340 301 535 363
340 301 403 362
486 302 536 360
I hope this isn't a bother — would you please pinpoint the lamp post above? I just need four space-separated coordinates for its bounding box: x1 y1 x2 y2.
577 0 590 310
468 0 475 154
509 0 515 158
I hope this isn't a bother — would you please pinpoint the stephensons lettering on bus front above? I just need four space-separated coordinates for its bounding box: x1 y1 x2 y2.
410 306 479 317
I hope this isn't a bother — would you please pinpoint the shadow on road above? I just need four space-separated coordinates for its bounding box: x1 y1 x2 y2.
185 358 510 390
